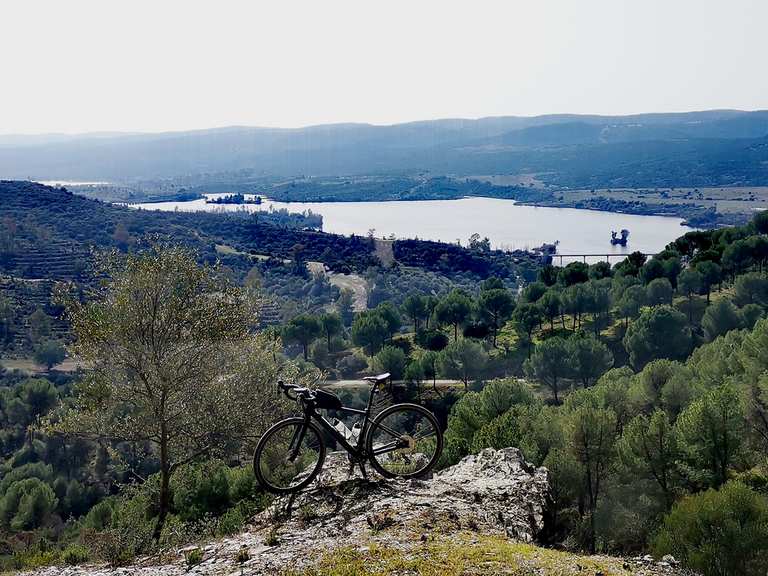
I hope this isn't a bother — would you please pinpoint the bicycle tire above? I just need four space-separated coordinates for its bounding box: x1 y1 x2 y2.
366 403 443 479
254 417 326 494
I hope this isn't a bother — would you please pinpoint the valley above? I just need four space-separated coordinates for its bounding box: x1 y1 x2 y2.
3 114 768 576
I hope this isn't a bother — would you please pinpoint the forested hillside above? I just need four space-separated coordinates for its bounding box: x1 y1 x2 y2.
3 179 768 574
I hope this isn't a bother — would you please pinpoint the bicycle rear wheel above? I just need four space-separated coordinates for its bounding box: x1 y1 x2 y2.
254 417 326 494
366 403 443 479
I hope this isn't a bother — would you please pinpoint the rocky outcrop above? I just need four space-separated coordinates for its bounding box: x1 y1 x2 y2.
264 446 550 546
24 448 689 575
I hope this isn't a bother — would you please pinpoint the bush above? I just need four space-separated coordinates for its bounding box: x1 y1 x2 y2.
61 544 90 565
171 460 231 521
337 353 368 378
652 482 768 576
86 529 139 567
185 547 203 567
33 340 66 370
91 482 157 565
82 499 115 531
227 466 260 504
371 345 407 380
415 329 449 351
0 478 58 531
216 501 255 536
0 462 53 494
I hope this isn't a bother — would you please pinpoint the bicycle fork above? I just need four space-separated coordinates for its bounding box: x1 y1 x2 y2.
287 418 310 463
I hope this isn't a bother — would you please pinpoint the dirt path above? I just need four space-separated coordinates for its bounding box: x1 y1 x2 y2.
307 262 368 311
1 357 81 374
324 379 461 390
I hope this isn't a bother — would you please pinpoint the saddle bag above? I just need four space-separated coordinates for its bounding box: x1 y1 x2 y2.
314 389 343 410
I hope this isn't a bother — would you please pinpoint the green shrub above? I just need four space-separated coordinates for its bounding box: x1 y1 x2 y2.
235 546 250 564
88 481 157 565
0 462 54 494
264 526 280 546
185 547 203 567
0 477 58 531
9 549 59 570
226 466 258 504
82 498 115 531
171 460 231 522
652 481 768 576
61 544 90 565
371 345 407 380
216 504 247 536
415 329 449 352
86 529 139 567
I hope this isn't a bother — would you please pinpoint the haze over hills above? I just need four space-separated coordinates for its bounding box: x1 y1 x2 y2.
2 109 768 186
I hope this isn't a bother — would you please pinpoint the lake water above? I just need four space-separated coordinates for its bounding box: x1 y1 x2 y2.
131 194 692 262
37 180 111 186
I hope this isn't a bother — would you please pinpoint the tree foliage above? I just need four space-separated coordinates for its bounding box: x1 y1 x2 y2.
55 245 296 538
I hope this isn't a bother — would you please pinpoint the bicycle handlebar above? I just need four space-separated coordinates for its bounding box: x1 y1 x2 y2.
277 380 315 403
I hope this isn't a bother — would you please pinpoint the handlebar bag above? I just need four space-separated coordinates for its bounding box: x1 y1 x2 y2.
315 389 343 410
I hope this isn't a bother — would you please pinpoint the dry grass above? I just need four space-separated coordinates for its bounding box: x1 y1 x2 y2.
287 533 642 576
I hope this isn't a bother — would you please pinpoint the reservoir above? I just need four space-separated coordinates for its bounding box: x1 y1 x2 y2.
132 195 693 261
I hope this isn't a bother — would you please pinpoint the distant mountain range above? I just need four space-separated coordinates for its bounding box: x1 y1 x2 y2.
2 110 768 187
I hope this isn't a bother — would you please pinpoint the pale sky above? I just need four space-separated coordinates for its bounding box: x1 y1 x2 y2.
1 0 767 134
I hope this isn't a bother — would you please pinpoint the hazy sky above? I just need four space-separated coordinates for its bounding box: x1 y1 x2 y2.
2 0 767 134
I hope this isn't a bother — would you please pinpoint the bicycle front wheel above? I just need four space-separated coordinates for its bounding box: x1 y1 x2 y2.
366 403 443 479
254 417 326 494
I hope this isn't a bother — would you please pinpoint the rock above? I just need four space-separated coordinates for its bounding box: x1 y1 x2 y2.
255 447 549 546
662 554 679 565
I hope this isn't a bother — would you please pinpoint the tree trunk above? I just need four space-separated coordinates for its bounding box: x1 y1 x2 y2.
153 433 171 540
688 295 693 323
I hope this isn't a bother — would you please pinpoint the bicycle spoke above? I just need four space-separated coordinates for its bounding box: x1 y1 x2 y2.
368 406 441 478
375 422 406 440
257 421 323 492
413 429 436 441
372 440 400 455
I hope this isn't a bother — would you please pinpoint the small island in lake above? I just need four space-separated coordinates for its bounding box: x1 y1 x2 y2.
205 193 263 205
610 229 630 246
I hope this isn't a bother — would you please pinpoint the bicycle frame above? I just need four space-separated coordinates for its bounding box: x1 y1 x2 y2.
299 382 380 459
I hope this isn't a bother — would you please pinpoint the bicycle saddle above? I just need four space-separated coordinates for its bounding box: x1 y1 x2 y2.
362 373 390 384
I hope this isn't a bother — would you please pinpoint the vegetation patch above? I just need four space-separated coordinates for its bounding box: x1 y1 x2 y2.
290 534 642 576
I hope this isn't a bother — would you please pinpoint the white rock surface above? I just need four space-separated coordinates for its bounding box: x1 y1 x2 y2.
23 448 550 575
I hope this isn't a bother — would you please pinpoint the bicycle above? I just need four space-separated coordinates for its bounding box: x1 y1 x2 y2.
253 373 444 494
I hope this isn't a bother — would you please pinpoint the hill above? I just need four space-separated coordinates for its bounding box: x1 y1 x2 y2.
2 111 768 189
20 449 686 576
0 181 538 281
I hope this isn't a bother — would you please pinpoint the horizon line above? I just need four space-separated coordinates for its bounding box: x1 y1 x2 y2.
1 107 766 139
